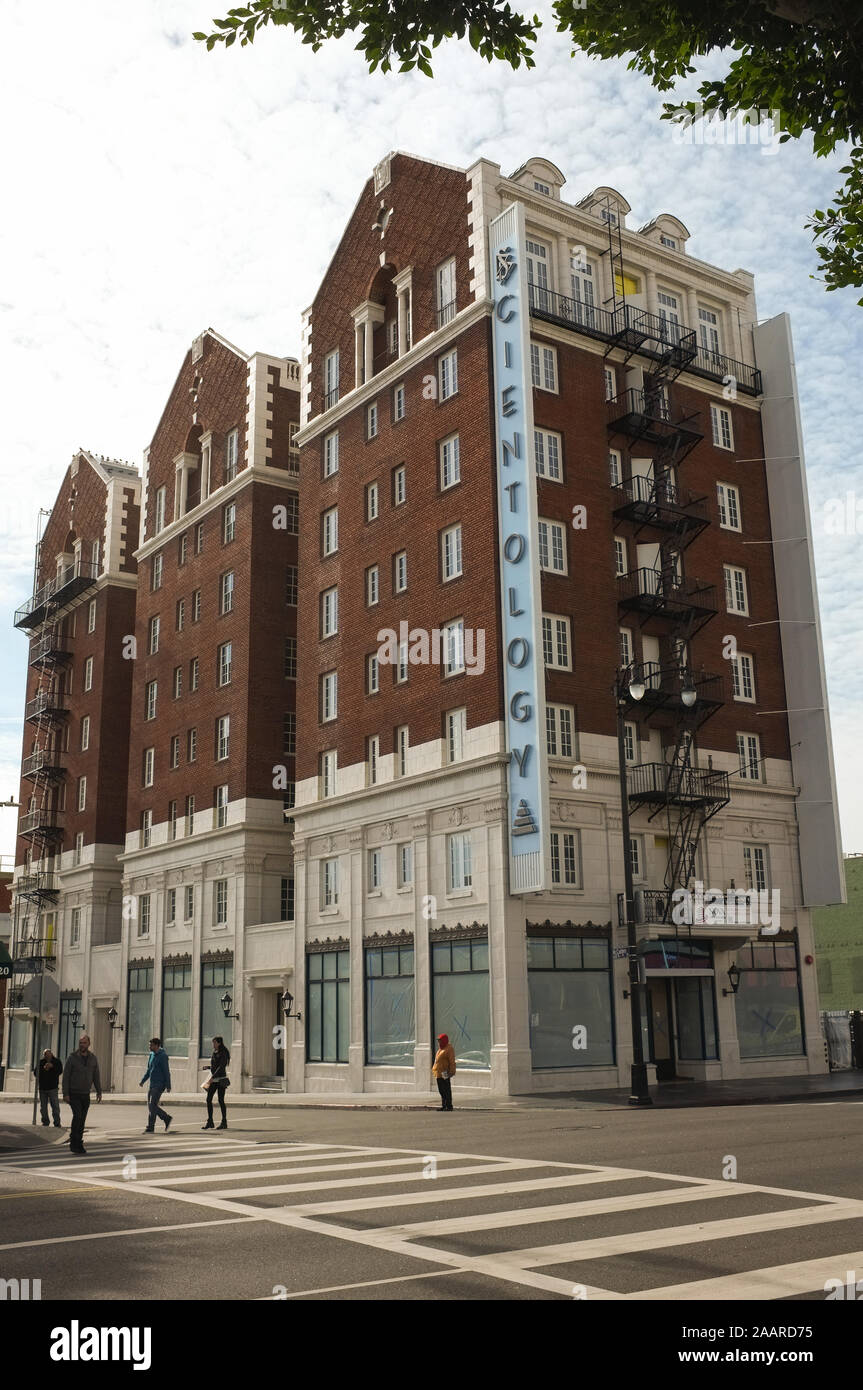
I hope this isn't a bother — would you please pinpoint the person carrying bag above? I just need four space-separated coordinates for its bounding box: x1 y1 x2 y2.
202 1036 231 1130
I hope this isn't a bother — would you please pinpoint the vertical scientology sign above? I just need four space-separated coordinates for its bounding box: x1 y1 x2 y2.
489 204 549 894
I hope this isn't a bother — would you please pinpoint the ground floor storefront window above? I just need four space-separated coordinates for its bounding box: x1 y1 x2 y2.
200 959 233 1056
6 1015 29 1069
431 937 490 1069
126 965 153 1055
59 995 81 1064
527 935 614 1067
734 939 804 1058
365 943 414 1066
306 949 349 1062
162 961 192 1057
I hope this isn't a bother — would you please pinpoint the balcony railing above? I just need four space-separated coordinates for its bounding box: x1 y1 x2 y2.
527 284 762 395
12 935 58 968
612 473 709 542
14 560 99 631
29 628 71 669
437 300 457 329
22 749 65 783
18 809 63 842
322 387 339 411
618 661 725 725
16 870 60 900
25 690 68 725
617 886 764 932
617 568 717 629
608 388 703 456
627 761 731 811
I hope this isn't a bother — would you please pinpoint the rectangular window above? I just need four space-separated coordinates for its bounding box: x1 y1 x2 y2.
436 257 456 326
619 627 634 670
138 893 151 937
148 615 160 655
324 431 339 477
215 783 229 828
442 524 463 580
393 464 406 506
173 665 182 699
367 401 378 439
152 553 163 591
550 830 581 886
74 832 84 865
393 383 406 421
623 721 637 763
161 962 192 1057
223 502 236 544
200 960 233 1057
724 564 749 615
397 725 409 778
306 948 349 1063
737 732 763 782
285 494 299 534
394 550 408 593
218 641 232 687
538 518 566 574
743 844 769 892
320 749 337 799
699 306 722 358
367 653 380 695
545 704 574 759
366 481 379 521
324 349 339 408
732 652 756 702
368 849 382 891
145 680 157 720
431 938 490 1070
214 879 228 926
126 966 154 1056
530 342 558 392
283 712 296 755
170 735 180 769
366 565 379 606
215 715 230 761
444 618 465 676
398 843 413 888
220 571 234 614
185 798 195 839
83 656 93 692
367 734 380 784
604 366 616 401
717 481 741 531
187 728 197 763
711 403 734 450
440 433 461 489
534 428 562 481
189 656 199 691
280 876 295 922
80 715 90 751
446 707 466 764
322 507 338 555
154 487 166 533
447 832 472 890
225 428 239 480
167 888 177 924
141 810 152 848
630 834 644 880
192 589 201 622
176 598 185 632
168 801 178 841
178 533 187 566
321 586 338 637
439 349 458 401
396 641 408 685
284 636 297 679
541 613 572 670
196 522 204 554
365 944 416 1067
614 536 627 576
527 936 614 1068
608 449 622 487
87 598 97 633
285 565 298 606
321 670 338 722
321 857 339 908
143 746 154 787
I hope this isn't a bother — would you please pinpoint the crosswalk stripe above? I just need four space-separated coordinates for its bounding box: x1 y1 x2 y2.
147 1153 504 1188
488 1200 863 1269
634 1248 863 1301
0 1215 262 1252
33 1145 365 1179
299 1167 654 1216
212 1158 532 1199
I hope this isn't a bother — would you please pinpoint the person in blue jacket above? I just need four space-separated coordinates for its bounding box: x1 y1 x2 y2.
139 1037 173 1134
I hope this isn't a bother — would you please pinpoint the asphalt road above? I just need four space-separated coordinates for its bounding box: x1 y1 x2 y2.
2 1097 863 1304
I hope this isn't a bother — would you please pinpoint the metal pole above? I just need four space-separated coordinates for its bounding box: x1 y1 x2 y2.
617 688 652 1106
30 969 46 1125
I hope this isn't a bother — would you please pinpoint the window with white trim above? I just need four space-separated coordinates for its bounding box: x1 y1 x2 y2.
167 886 177 923
139 809 152 848
322 507 338 556
442 524 463 580
152 553 163 591
530 341 558 392
710 404 734 450
77 776 87 812
393 464 406 506
538 518 566 574
367 653 380 695
192 589 201 622
439 349 458 401
225 428 239 481
215 715 230 761
397 725 409 778
187 728 197 763
148 615 160 655
321 670 337 722
81 715 90 752
84 656 93 692
743 843 769 892
366 481 379 521
542 613 571 670
321 586 338 638
619 627 634 669
436 258 456 327
367 734 380 785
324 431 339 477
70 907 81 946
138 894 151 937
218 641 232 687
550 830 581 886
440 434 461 489
87 599 96 633
170 735 180 769
447 832 472 890
623 721 637 763
321 856 339 908
737 732 763 782
215 879 229 925
324 350 339 408
396 640 408 685
604 366 616 401
534 428 562 481
732 652 756 702
172 665 182 699
724 564 749 615
320 750 337 799
368 849 382 891
184 881 194 918
630 834 645 880
546 704 574 759
220 571 234 614
74 832 84 865
223 502 236 544
367 402 378 439
398 843 413 888
366 565 379 606
614 536 627 576
608 449 622 486
143 747 154 788
190 656 199 691
443 618 465 676
393 383 406 421
145 680 157 720
154 487 166 533
717 481 741 531
698 306 721 357
446 707 466 764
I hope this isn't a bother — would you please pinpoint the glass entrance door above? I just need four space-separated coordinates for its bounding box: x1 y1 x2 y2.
646 978 675 1080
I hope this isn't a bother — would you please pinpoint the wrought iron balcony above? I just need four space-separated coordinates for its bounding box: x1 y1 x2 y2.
15 869 60 902
29 628 71 669
14 579 55 631
12 934 58 971
627 761 730 813
14 561 99 632
25 690 68 725
617 568 717 632
18 808 63 843
617 662 724 726
527 284 762 395
22 749 65 783
617 885 764 935
612 473 709 544
608 388 702 458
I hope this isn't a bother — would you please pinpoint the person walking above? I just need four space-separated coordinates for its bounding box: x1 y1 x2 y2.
34 1048 63 1128
139 1037 173 1134
62 1034 102 1155
432 1032 456 1111
202 1036 230 1130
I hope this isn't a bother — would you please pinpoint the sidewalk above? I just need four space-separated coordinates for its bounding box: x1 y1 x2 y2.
1 1071 861 1111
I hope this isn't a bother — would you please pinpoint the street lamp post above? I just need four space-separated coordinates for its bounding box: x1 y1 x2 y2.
616 671 652 1106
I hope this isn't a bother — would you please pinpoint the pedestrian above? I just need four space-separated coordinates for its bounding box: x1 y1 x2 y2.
432 1032 456 1111
202 1036 230 1130
139 1036 173 1134
33 1048 63 1128
62 1034 102 1155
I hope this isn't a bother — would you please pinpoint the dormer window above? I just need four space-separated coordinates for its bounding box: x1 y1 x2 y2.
660 234 677 249
534 181 551 196
601 208 618 226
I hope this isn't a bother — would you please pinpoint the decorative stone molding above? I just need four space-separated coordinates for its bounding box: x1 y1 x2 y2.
448 806 466 827
483 800 507 822
163 953 192 967
363 929 414 948
129 956 154 968
307 936 350 954
381 821 394 841
429 921 488 942
348 829 363 847
526 919 612 937
201 949 234 965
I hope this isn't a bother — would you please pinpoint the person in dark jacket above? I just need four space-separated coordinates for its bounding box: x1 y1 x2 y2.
202 1037 230 1130
139 1037 172 1133
34 1049 63 1127
62 1034 102 1155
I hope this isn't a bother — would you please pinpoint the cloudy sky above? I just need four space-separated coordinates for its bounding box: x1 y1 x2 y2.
1 0 860 859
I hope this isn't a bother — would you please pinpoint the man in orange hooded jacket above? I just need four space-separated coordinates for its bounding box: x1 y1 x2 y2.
432 1033 456 1111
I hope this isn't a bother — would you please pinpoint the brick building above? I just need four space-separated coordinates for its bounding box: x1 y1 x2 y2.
289 151 844 1097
